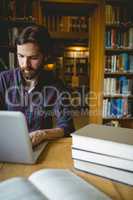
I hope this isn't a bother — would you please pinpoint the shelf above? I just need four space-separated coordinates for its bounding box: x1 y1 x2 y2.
103 117 133 121
104 95 133 99
104 72 133 77
49 31 89 39
105 48 133 53
0 18 36 26
65 72 88 76
106 23 133 29
64 57 88 59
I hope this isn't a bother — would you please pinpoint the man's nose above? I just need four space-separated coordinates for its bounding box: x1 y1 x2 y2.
23 58 31 67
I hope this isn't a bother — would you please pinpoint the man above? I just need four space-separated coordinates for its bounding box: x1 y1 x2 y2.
0 25 75 146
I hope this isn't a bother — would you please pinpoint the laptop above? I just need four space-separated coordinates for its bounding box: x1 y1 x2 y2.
0 111 48 164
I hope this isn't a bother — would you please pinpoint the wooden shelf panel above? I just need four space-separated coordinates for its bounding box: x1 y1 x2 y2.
42 0 100 5
105 48 133 53
103 117 133 120
106 23 133 28
104 95 133 98
104 72 133 77
49 31 89 39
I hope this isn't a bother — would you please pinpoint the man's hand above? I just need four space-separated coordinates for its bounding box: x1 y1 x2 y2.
29 130 46 147
30 128 64 147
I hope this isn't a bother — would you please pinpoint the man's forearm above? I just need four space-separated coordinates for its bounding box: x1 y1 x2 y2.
42 127 64 140
30 127 65 147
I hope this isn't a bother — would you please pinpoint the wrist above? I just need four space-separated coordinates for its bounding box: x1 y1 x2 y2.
40 130 47 139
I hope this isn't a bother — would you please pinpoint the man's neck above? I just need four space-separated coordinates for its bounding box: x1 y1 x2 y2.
24 77 38 93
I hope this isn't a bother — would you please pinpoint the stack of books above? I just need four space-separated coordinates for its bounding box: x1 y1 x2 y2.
71 124 133 186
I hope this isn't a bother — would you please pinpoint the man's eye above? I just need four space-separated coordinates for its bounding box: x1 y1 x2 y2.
18 54 24 58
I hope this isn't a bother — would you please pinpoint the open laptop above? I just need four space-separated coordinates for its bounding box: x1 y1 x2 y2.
0 111 48 164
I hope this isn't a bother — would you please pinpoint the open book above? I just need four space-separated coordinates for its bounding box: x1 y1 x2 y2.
0 169 112 200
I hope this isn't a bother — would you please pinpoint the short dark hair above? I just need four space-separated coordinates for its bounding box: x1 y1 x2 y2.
16 25 51 56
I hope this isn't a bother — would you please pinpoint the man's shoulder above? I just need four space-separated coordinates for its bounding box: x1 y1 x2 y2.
0 68 20 86
0 68 19 78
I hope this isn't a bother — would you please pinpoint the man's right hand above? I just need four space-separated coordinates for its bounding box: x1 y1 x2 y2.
29 130 47 147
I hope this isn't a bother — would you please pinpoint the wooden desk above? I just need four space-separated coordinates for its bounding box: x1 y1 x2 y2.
0 138 133 200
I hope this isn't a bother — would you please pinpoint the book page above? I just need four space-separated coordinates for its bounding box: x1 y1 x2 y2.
29 169 112 200
0 177 48 200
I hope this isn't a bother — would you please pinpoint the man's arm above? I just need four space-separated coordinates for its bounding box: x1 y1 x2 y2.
30 79 75 147
0 73 6 110
30 127 64 147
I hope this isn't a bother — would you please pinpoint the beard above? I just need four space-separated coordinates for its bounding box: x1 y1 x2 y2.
20 66 42 80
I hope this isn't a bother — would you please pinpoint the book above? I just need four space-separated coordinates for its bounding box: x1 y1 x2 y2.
72 148 133 172
0 169 111 200
73 159 133 186
71 124 133 160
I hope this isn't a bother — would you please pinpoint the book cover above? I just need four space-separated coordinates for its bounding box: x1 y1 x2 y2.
71 124 133 160
72 148 133 172
74 159 133 186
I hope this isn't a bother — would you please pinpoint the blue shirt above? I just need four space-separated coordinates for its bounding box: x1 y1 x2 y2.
0 68 75 136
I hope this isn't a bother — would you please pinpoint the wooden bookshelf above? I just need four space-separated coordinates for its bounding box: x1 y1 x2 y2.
103 0 133 128
41 1 92 114
49 32 88 39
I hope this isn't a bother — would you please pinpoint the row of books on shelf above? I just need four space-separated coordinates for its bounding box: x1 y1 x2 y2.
105 27 133 48
105 53 133 73
104 77 133 96
105 4 132 25
0 0 34 20
46 16 89 33
65 68 87 76
103 98 133 119
65 76 88 88
64 61 88 75
72 124 133 186
64 51 89 58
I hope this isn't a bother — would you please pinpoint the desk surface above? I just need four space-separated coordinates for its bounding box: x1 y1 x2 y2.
0 138 133 200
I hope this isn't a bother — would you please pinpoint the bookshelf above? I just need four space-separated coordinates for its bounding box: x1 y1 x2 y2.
40 0 105 122
0 0 43 72
103 0 133 128
41 1 92 113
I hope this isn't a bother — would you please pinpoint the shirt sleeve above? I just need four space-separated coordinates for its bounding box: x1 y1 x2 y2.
53 81 75 136
0 72 6 110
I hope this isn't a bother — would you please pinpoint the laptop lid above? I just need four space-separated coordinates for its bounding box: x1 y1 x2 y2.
0 111 46 164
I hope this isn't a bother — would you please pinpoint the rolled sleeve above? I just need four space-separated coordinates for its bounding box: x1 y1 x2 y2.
54 85 75 136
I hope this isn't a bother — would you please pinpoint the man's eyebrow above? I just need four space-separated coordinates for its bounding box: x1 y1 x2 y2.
17 53 39 57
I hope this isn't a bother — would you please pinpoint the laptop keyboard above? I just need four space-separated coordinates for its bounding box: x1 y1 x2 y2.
32 142 44 152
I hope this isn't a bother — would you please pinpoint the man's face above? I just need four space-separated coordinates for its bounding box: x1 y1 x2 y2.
17 42 44 80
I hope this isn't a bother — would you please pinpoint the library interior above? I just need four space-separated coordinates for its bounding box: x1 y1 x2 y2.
0 0 133 129
0 1 133 199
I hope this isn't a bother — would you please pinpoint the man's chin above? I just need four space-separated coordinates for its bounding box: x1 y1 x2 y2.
21 71 37 80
